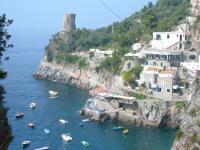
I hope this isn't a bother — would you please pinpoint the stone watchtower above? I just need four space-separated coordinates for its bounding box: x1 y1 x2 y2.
62 14 76 32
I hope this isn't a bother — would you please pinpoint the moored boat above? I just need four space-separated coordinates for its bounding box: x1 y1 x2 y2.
62 133 72 142
44 129 50 134
34 147 50 150
59 119 68 124
123 129 128 134
113 126 124 130
30 103 36 108
48 90 58 95
49 96 58 99
81 140 89 147
28 123 34 128
22 141 30 148
82 118 92 122
16 112 24 118
79 122 84 127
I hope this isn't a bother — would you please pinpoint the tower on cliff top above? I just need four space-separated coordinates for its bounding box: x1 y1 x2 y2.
62 14 76 32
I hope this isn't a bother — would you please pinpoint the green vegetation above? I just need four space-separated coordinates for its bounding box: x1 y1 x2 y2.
175 101 187 108
190 135 199 143
189 108 197 118
95 53 122 74
45 0 190 63
54 53 89 69
123 90 147 100
175 129 184 140
122 66 143 86
197 120 200 127
0 14 13 79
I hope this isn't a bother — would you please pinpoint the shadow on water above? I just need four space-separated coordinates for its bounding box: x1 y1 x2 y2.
0 85 13 150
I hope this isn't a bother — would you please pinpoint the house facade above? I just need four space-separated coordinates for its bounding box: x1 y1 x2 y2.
139 67 177 100
90 49 113 58
181 51 200 72
151 31 186 50
142 49 183 68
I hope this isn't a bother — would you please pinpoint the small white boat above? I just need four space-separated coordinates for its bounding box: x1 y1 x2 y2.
49 90 58 95
22 140 30 148
62 133 72 142
44 129 50 134
16 112 24 118
28 123 34 128
35 147 50 150
59 119 68 124
30 103 36 108
49 96 58 99
82 118 92 122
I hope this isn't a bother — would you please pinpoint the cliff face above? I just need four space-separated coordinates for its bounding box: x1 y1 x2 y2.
81 97 183 128
33 54 124 94
0 86 13 150
80 79 200 150
172 89 200 150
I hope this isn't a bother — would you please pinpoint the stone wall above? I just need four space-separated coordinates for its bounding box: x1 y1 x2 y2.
62 14 76 32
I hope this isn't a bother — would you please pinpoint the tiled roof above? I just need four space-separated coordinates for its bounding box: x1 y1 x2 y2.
160 70 175 74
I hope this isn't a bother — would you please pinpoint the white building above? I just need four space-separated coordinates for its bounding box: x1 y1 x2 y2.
90 49 113 58
181 51 200 71
131 43 142 51
151 31 186 50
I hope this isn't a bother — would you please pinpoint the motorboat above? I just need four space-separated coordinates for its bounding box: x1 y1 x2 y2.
44 129 50 134
123 129 128 134
59 119 68 124
22 141 30 148
82 118 92 122
81 141 89 147
48 90 58 95
35 147 50 150
113 126 124 131
30 103 36 108
62 133 72 142
16 113 24 118
49 96 58 99
28 123 34 128
79 122 84 127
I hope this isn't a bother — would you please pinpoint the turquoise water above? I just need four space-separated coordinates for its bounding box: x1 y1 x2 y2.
2 48 176 150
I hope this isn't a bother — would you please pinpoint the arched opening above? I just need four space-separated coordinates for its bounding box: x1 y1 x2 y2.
189 55 196 60
156 34 161 40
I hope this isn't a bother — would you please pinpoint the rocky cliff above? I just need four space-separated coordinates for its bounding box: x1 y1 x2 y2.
81 96 183 128
0 86 13 150
81 79 200 150
33 54 124 94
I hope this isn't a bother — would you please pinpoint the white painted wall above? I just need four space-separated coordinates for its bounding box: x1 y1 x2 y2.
151 31 186 50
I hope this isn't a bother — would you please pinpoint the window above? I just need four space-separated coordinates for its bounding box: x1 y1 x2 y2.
189 55 196 60
180 35 182 41
167 89 170 92
161 62 163 67
156 34 161 40
179 43 182 49
149 83 152 90
153 62 156 66
167 34 170 39
157 88 161 92
127 63 131 69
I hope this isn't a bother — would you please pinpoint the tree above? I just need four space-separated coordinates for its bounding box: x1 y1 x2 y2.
0 14 13 79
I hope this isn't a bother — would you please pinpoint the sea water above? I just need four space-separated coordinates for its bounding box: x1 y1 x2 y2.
2 41 176 150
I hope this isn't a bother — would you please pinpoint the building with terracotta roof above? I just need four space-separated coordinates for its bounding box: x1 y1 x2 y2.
138 67 178 100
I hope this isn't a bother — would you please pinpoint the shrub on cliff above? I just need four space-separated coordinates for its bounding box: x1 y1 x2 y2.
54 53 90 69
95 53 122 75
122 66 143 86
175 129 184 140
